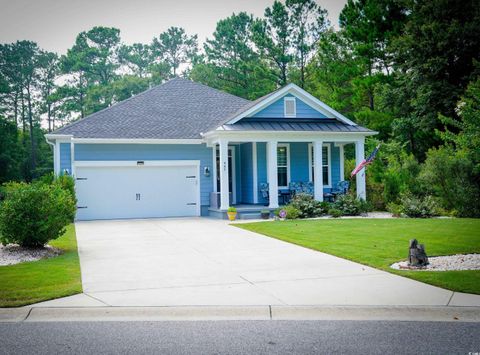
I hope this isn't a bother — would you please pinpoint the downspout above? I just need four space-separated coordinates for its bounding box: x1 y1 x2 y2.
45 136 57 175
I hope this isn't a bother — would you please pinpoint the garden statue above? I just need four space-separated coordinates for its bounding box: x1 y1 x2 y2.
408 239 429 267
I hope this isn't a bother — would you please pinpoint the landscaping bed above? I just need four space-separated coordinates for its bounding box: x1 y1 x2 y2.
237 218 480 295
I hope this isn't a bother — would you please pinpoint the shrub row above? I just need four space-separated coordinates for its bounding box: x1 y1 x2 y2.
275 193 371 220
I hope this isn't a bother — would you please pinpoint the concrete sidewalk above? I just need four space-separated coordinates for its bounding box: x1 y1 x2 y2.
31 217 480 308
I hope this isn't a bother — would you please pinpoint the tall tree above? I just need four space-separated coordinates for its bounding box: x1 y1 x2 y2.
287 0 329 88
36 51 59 132
152 27 198 77
252 1 293 86
390 0 480 158
339 0 407 110
61 27 121 116
191 12 274 99
118 43 153 78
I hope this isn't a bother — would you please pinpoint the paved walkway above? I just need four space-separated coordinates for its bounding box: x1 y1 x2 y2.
34 218 480 308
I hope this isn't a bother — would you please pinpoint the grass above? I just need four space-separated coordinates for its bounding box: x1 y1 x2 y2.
237 218 480 295
0 224 82 307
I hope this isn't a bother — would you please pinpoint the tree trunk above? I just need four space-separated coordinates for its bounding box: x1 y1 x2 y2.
26 85 36 174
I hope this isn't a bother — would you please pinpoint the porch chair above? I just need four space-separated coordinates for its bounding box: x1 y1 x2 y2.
259 182 269 205
332 180 350 199
288 182 303 197
301 181 314 196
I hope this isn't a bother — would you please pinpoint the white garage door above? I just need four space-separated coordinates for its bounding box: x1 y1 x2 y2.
75 161 200 220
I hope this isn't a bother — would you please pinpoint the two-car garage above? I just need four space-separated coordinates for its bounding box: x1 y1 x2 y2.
74 161 200 220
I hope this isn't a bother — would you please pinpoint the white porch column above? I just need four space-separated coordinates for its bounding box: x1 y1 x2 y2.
338 144 345 181
219 139 230 210
355 138 367 200
266 140 279 208
313 141 324 202
212 145 217 192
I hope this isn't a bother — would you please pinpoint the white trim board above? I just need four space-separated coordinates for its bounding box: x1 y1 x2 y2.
277 143 291 189
308 143 332 188
74 160 200 168
252 142 258 203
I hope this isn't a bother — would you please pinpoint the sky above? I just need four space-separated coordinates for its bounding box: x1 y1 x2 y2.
0 0 347 54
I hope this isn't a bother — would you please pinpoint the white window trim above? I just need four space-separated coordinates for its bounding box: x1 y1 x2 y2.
284 97 296 118
308 143 332 188
277 143 290 189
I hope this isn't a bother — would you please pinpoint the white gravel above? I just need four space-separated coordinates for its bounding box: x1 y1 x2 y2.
0 244 62 266
391 254 480 271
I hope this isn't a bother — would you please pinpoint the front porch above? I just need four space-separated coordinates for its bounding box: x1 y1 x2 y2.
205 134 368 219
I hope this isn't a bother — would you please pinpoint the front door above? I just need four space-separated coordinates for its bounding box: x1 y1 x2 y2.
216 146 236 204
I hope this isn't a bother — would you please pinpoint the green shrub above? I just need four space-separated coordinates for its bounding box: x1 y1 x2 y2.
289 193 328 218
399 193 438 218
283 205 300 219
420 146 480 217
333 194 363 216
0 182 76 247
328 208 342 218
386 202 403 217
37 173 77 205
227 206 237 212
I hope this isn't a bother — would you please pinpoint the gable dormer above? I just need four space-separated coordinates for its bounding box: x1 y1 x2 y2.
225 83 356 125
251 94 328 119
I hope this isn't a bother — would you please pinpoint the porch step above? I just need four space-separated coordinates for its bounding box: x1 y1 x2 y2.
238 212 262 220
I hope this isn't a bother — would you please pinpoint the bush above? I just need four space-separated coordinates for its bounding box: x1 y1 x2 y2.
333 194 365 216
0 182 76 247
386 202 403 217
399 193 438 218
420 146 480 217
283 205 300 219
328 208 342 218
289 193 328 218
275 206 300 219
37 173 77 205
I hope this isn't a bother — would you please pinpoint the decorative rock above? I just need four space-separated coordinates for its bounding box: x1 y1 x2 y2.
391 254 480 271
0 244 62 266
408 239 429 267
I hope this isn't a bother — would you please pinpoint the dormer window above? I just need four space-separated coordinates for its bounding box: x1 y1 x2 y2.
284 97 296 118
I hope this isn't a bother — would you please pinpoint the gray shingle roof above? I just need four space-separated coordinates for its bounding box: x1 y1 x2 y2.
51 78 250 139
51 78 372 139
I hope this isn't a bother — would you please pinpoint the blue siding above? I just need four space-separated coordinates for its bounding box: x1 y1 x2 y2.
251 94 327 119
234 145 242 203
240 143 254 204
256 142 268 204
289 143 309 183
75 144 214 210
330 143 341 190
59 143 71 174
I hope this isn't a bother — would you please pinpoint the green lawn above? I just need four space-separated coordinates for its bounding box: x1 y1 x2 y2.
237 218 480 294
0 224 82 307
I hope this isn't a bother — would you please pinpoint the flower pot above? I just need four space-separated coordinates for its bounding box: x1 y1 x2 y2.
261 212 270 219
227 211 237 221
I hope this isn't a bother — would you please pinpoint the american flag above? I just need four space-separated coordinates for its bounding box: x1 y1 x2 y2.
351 144 380 177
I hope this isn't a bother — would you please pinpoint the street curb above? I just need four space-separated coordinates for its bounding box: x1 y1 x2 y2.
1 305 480 322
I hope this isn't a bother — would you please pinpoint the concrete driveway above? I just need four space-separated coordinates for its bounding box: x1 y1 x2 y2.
59 218 478 307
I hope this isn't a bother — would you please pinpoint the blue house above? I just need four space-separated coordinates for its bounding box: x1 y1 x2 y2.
46 78 375 220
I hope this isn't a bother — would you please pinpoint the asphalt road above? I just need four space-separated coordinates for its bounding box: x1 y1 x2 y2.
1 320 479 354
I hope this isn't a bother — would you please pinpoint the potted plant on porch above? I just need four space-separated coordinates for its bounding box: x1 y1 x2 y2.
261 209 270 219
227 206 237 221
